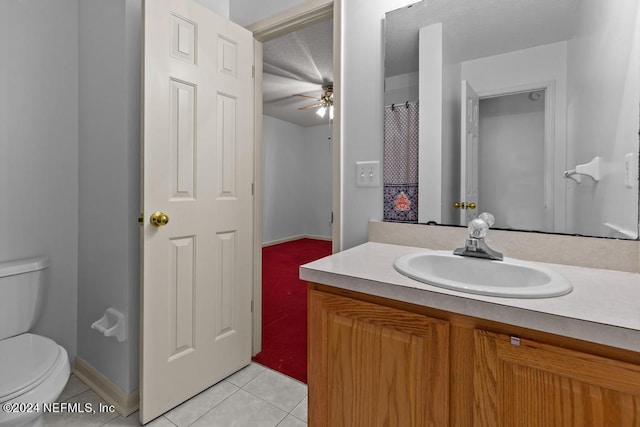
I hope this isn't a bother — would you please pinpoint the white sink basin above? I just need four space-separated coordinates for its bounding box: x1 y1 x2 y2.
394 251 572 298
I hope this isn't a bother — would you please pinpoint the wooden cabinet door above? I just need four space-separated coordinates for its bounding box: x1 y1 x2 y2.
308 289 450 427
474 329 640 426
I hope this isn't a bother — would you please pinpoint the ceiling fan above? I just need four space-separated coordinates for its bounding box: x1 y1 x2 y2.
294 83 334 119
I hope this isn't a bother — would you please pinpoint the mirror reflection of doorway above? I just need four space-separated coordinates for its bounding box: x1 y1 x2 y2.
477 90 547 231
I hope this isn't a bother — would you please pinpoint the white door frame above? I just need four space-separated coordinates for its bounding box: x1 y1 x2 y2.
246 0 340 355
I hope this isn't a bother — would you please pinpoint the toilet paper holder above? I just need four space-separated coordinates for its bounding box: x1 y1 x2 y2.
91 307 127 342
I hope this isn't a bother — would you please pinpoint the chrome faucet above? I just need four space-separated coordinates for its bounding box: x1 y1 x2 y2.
453 212 503 261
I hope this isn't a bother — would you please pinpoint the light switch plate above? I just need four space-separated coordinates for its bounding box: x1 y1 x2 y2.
356 161 381 187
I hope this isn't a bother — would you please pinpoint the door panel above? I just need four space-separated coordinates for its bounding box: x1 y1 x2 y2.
142 0 254 423
168 236 195 360
169 79 196 199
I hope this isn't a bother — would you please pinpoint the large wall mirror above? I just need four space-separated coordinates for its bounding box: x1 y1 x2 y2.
384 0 640 239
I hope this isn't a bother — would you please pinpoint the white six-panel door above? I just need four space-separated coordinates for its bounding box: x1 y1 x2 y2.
141 0 254 423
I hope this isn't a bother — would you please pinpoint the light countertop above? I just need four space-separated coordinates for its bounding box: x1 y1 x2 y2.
300 242 640 352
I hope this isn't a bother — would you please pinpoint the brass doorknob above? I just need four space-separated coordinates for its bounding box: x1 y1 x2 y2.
454 202 477 210
150 211 170 227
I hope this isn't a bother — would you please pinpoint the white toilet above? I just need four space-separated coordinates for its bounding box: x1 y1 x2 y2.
0 257 70 427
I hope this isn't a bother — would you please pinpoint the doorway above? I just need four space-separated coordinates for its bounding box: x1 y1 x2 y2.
249 0 341 382
260 18 334 246
257 22 334 376
478 90 547 231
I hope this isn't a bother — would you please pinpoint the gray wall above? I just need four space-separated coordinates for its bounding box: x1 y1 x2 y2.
262 116 332 244
0 0 79 361
77 0 141 393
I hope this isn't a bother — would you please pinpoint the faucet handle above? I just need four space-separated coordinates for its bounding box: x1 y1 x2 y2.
468 218 489 238
478 212 495 228
468 212 496 238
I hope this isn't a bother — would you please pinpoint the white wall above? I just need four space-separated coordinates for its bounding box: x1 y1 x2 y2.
566 0 640 238
440 26 461 225
77 0 141 393
301 124 333 238
262 116 332 244
341 0 416 249
0 0 79 361
419 24 445 225
263 116 305 242
418 23 460 225
384 72 418 105
230 0 307 27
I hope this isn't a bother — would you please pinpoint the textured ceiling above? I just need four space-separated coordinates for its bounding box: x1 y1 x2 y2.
385 0 580 77
263 19 334 127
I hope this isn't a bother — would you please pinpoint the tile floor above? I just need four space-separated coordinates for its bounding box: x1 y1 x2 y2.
44 363 308 427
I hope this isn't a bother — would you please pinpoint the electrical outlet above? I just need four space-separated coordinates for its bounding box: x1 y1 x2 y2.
356 161 380 187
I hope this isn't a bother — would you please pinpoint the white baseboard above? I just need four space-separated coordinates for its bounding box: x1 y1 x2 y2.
262 234 332 247
73 357 139 417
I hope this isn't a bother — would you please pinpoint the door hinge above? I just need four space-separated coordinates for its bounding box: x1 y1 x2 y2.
331 211 334 224
251 182 254 195
252 65 255 78
251 300 254 313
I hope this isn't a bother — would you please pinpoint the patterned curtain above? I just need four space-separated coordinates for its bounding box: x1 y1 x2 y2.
383 102 419 223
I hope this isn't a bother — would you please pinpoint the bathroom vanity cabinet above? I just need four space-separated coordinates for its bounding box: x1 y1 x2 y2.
308 284 640 427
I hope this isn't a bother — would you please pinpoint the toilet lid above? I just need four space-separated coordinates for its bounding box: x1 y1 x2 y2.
0 333 61 400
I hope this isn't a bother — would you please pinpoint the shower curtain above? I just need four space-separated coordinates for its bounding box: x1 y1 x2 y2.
383 102 419 223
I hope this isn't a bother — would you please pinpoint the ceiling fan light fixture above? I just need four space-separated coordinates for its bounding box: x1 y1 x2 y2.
295 83 334 120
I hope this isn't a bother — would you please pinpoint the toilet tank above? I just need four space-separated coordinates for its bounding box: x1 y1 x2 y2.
0 257 49 340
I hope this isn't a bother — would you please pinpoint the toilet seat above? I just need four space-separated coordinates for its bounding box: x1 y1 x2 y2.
0 333 65 402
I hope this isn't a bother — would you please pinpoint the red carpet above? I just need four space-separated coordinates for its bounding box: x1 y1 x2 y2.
252 238 332 383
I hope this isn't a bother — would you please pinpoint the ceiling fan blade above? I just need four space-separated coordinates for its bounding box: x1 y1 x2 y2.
298 103 323 111
293 94 321 100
